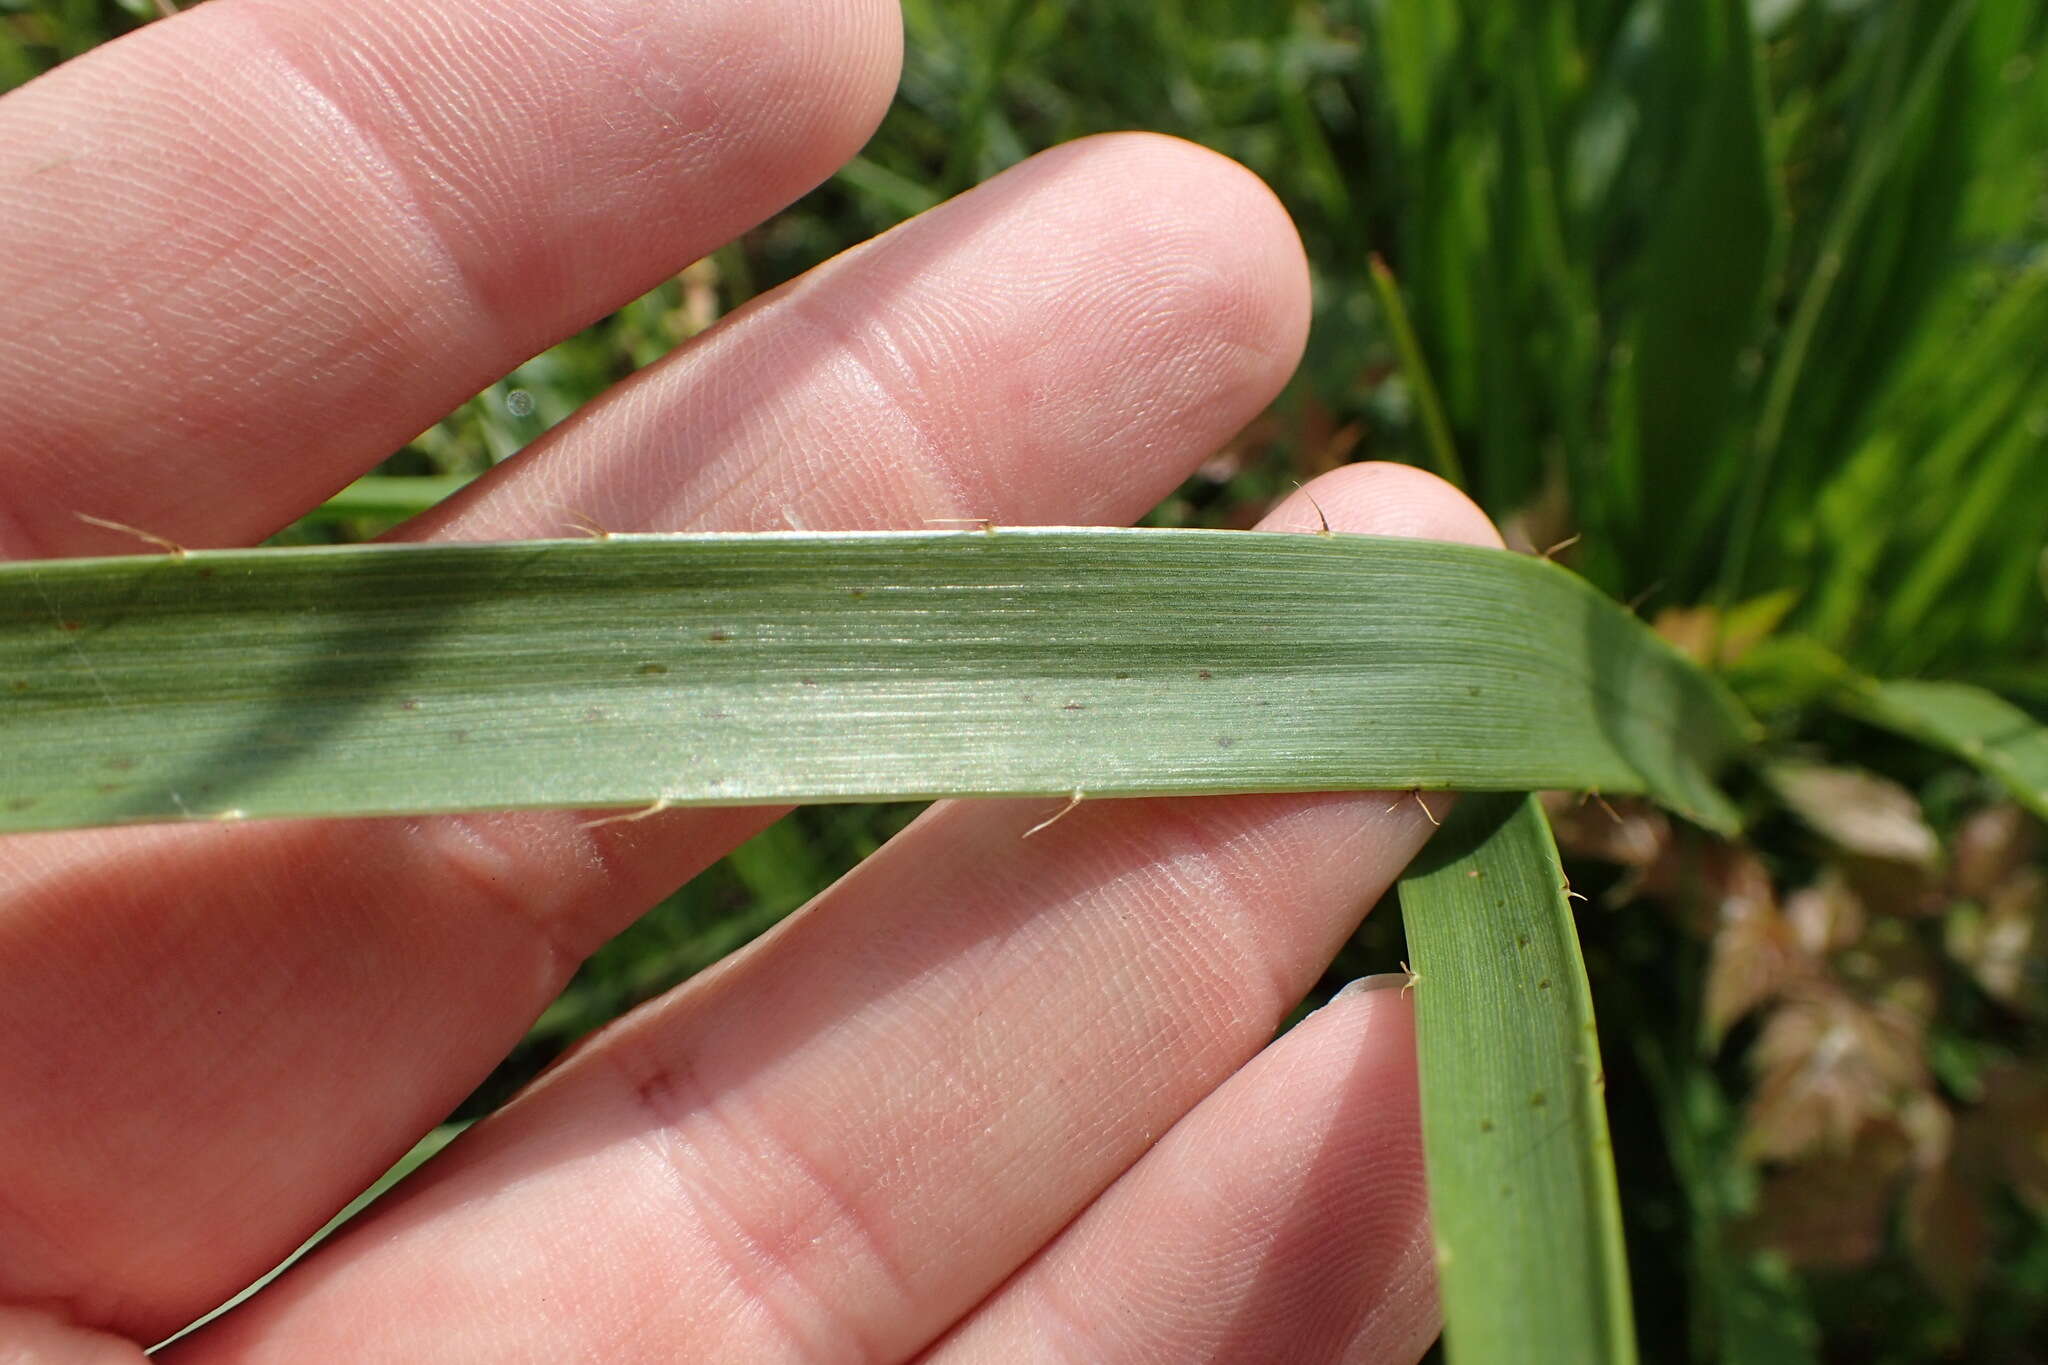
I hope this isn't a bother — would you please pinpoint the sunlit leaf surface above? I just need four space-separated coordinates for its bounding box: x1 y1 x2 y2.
0 529 1751 833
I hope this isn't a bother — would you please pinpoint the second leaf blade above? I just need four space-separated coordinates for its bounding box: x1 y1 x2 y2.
1400 793 1638 1365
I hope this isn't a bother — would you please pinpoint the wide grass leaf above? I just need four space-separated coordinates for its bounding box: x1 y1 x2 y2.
1400 792 1636 1365
1845 678 2048 820
0 529 1752 833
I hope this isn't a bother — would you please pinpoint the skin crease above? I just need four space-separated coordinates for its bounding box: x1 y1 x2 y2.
0 1 1507 1360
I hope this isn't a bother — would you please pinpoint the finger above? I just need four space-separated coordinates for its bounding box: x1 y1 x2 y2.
929 982 1437 1364
167 465 1497 1361
0 1309 145 1365
399 129 1312 543
0 136 1311 1343
0 0 899 560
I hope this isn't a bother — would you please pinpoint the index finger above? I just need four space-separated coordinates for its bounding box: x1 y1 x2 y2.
0 0 900 559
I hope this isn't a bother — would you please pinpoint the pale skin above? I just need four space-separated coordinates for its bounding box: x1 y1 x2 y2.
0 0 1506 1359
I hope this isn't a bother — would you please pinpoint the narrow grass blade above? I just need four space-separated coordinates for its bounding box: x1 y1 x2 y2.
308 474 475 522
0 529 1752 833
1400 793 1636 1365
150 1120 471 1351
1843 678 2048 820
830 154 942 219
1617 0 1778 594
1369 253 1466 488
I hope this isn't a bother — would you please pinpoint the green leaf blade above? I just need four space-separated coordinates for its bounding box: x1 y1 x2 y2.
1844 678 2048 820
1 529 1751 833
1616 0 1780 594
1400 793 1637 1365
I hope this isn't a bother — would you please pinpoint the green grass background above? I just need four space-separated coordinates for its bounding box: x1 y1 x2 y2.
7 0 2047 1359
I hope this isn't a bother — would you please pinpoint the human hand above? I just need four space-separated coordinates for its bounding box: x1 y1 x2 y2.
0 1 1500 1359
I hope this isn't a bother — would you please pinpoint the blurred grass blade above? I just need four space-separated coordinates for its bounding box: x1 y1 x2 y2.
1615 0 1779 594
0 529 1751 833
1843 678 2048 820
1721 0 1980 604
309 474 476 522
829 154 942 219
1369 253 1466 488
1400 793 1637 1365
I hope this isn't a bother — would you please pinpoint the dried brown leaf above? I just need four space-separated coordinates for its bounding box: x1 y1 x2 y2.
1980 1064 2048 1214
1835 918 1945 1023
1768 761 1942 869
1745 988 1927 1161
1946 867 2046 1010
1905 1159 1989 1312
1738 1123 1914 1268
1651 591 1797 668
1835 852 1943 920
1952 802 2040 901
1706 870 1813 1046
1543 791 1676 904
1785 868 1868 957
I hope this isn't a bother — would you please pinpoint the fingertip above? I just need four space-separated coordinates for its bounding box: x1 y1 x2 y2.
0 1308 146 1364
1267 462 1505 550
715 0 904 188
1027 131 1312 390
